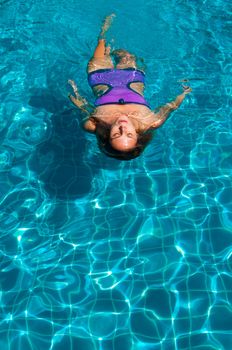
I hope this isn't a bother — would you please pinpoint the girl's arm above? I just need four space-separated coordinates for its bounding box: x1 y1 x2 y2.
151 85 192 129
68 79 97 133
68 79 93 115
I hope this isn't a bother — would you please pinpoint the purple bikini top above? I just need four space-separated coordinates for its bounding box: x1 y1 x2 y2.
88 68 150 107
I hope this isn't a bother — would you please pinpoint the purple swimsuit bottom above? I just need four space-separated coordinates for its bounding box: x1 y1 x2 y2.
88 68 150 107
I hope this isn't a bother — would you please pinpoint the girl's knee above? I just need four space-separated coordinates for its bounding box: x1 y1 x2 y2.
87 57 114 73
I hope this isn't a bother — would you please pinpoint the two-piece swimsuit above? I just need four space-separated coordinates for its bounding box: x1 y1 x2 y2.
88 68 150 108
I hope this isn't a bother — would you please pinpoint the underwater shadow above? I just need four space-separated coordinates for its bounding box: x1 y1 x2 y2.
29 88 96 200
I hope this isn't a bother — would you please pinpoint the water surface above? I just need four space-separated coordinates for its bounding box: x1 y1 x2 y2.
0 0 232 349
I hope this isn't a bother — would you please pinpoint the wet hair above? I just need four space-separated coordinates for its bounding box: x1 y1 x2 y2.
95 119 153 160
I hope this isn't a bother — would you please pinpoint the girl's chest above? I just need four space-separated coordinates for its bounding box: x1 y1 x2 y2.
94 106 156 131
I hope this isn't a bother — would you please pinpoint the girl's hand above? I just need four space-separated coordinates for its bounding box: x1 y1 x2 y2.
68 79 79 98
182 85 192 95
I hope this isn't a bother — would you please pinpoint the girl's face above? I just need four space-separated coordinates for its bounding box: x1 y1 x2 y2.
109 116 138 151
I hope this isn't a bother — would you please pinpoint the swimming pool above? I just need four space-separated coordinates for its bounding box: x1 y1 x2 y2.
0 0 232 349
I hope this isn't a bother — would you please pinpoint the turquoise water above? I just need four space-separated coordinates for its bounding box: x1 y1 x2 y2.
1 0 232 349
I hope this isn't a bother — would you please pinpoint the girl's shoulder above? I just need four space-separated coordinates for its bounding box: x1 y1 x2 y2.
137 110 159 132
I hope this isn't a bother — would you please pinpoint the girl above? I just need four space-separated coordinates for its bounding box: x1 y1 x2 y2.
68 14 191 160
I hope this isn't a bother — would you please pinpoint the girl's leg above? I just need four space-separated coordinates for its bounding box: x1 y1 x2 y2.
112 49 137 69
92 39 108 59
87 14 115 73
112 49 145 95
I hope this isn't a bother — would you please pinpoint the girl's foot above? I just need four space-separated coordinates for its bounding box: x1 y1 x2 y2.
99 14 115 39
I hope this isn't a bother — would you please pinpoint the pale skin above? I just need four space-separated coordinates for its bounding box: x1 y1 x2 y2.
68 14 192 152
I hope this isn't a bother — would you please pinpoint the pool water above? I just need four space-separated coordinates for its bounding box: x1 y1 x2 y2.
0 0 232 349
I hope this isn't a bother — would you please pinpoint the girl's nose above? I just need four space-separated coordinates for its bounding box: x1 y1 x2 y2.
119 125 126 134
